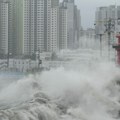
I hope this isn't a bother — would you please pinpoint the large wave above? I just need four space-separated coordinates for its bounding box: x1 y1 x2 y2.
0 61 120 120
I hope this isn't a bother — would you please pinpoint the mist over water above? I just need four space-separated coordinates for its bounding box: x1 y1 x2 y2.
0 49 120 120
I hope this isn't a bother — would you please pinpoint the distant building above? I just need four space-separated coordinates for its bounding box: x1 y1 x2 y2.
95 5 120 35
95 7 108 35
50 7 59 52
59 4 68 50
95 5 120 47
64 0 75 49
62 0 81 49
74 5 81 48
44 0 51 52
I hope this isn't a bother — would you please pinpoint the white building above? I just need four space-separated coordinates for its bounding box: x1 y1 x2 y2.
74 5 81 48
0 0 50 56
95 5 119 46
23 0 45 55
0 0 8 55
95 5 120 35
50 7 59 52
64 0 75 49
59 5 68 50
23 0 35 55
9 59 39 72
62 0 80 49
44 0 51 52
95 7 108 35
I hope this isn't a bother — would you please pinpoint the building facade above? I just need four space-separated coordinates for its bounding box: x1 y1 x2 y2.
50 7 59 52
51 0 59 8
95 7 108 35
23 0 45 55
0 0 8 55
0 0 81 57
74 5 81 48
62 0 80 49
95 5 120 47
95 5 120 35
59 4 68 50
65 0 75 49
44 0 51 52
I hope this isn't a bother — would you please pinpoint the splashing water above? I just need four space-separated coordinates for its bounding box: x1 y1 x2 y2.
0 53 120 120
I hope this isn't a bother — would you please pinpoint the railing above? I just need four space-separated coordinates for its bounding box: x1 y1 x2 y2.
0 61 7 70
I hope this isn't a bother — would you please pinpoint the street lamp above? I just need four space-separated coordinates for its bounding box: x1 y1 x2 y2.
7 52 12 68
95 18 116 59
35 50 42 69
94 24 104 57
98 33 104 57
104 18 115 59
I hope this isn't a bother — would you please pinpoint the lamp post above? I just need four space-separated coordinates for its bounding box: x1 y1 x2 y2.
7 52 12 68
95 18 116 59
94 24 104 57
36 50 42 69
99 33 104 57
104 18 115 59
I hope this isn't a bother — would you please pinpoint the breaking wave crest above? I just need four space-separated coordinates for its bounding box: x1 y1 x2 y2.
0 62 120 120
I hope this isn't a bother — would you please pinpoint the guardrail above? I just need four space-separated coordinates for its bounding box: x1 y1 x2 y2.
0 61 7 70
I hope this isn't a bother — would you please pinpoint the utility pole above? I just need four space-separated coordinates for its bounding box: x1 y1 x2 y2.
94 23 104 57
7 52 9 68
36 49 42 69
99 34 103 57
104 18 115 60
7 52 12 68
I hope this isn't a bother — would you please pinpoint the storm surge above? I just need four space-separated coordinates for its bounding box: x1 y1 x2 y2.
0 61 120 120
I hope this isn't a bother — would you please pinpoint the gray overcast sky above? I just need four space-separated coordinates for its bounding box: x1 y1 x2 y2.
75 0 120 29
60 0 120 29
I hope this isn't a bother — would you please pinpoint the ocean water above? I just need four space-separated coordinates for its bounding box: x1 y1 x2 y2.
0 57 120 120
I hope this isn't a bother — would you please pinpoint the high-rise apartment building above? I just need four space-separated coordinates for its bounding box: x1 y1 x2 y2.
64 0 75 49
8 0 16 56
51 0 59 7
50 7 59 52
0 0 8 55
50 0 81 51
95 7 107 35
95 5 120 47
15 0 24 55
62 0 80 49
95 5 120 35
44 0 51 52
49 0 59 52
23 0 60 54
0 0 24 56
0 0 81 57
59 4 67 50
23 0 35 55
23 0 45 55
74 5 81 48
0 0 47 56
